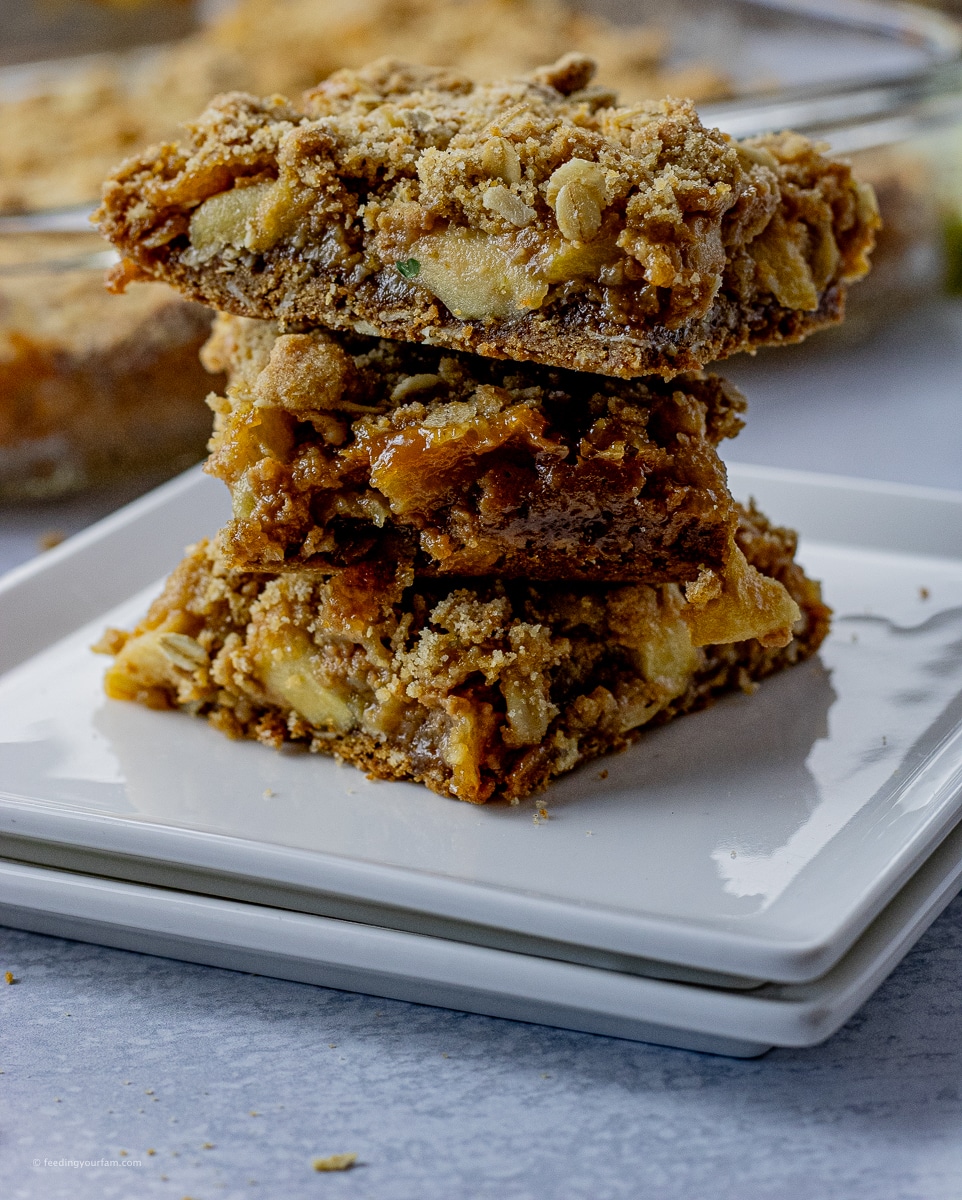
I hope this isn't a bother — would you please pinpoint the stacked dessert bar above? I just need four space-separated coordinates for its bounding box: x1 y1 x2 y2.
93 55 874 803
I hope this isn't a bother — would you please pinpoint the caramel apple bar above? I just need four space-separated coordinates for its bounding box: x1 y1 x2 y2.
96 56 879 380
200 313 748 583
97 501 829 804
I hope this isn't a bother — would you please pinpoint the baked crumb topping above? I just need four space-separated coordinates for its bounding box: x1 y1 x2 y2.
0 0 731 214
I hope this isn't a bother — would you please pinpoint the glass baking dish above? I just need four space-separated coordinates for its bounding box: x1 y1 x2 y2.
0 0 199 69
687 0 962 331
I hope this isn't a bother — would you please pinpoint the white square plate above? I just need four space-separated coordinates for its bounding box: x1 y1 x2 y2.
2 464 962 988
3 812 962 1056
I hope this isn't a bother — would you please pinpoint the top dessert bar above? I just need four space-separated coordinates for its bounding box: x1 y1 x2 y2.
96 55 879 379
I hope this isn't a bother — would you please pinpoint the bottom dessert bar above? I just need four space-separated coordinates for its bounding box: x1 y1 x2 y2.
97 502 830 804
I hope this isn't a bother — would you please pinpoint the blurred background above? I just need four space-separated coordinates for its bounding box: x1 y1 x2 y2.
3 0 962 573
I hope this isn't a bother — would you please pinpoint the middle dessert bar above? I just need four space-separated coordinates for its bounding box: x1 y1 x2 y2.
202 314 747 584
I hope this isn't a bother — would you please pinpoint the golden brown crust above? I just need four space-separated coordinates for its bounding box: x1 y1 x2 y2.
99 501 830 803
202 313 746 582
95 58 878 379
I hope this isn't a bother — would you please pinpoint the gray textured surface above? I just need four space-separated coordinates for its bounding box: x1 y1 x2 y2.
2 898 962 1200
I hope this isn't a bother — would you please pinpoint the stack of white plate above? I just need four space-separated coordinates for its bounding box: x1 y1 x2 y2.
2 464 962 1056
